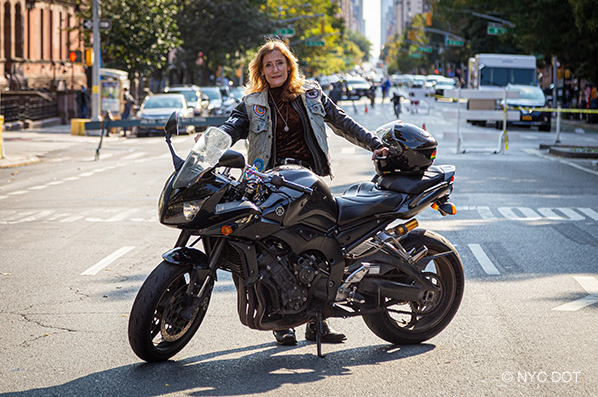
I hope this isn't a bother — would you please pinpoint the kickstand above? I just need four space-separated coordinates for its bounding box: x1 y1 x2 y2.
315 313 325 358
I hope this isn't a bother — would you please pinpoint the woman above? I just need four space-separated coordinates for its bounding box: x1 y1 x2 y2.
219 39 388 346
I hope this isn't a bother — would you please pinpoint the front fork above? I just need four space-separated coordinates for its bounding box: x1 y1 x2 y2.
163 231 226 320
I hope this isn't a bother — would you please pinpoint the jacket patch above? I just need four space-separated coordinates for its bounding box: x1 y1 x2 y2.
253 105 266 116
306 89 319 99
253 158 265 171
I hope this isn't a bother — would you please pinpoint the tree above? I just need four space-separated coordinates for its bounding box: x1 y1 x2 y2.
175 0 273 85
97 0 182 79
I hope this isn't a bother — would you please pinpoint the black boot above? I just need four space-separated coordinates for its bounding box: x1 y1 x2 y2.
273 328 297 345
305 319 346 343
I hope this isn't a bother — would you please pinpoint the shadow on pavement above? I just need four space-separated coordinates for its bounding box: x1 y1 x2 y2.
1 342 435 397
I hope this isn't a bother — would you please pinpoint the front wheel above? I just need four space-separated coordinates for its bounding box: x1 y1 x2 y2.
128 261 213 362
363 229 464 344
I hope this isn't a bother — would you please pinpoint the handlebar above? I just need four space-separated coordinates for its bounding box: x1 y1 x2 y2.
270 174 314 195
244 167 313 195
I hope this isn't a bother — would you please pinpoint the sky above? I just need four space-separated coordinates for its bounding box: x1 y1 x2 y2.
362 0 381 62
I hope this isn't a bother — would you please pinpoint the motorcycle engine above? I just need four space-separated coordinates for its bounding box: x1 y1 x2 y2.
256 240 325 314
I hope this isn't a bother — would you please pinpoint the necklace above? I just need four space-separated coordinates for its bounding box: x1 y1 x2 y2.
269 91 289 132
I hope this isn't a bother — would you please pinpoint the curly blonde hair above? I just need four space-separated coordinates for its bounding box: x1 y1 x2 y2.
246 39 305 101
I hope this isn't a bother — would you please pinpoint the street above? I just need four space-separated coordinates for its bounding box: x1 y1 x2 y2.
1 96 597 397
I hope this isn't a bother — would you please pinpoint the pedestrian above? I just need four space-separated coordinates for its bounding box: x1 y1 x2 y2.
217 38 388 346
329 82 342 104
76 86 90 119
121 87 136 120
590 85 597 123
121 87 136 135
368 84 376 107
382 78 391 102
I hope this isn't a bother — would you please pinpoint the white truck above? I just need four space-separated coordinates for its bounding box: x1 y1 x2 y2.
467 53 537 89
466 54 538 125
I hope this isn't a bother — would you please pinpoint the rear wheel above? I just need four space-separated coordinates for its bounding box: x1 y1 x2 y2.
128 261 213 362
363 229 464 344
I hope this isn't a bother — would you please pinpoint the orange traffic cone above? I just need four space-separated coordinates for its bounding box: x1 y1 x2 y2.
422 123 426 131
365 103 368 113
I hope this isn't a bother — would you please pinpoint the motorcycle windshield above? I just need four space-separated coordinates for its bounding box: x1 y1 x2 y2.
172 126 232 189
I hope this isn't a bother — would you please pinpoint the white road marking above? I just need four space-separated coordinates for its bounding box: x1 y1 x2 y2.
476 206 497 220
81 246 135 276
553 276 598 311
468 244 500 275
578 208 598 221
28 185 49 190
8 191 28 195
121 152 146 161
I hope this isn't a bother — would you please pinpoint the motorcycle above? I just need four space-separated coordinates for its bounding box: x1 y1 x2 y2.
128 113 464 362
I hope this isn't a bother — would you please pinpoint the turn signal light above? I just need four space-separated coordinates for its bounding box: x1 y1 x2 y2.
221 225 234 236
433 202 457 216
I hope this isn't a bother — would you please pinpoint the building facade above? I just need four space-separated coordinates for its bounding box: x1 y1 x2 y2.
334 0 365 36
0 0 85 92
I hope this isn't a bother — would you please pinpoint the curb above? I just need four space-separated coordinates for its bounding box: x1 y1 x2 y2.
0 155 40 168
547 146 598 159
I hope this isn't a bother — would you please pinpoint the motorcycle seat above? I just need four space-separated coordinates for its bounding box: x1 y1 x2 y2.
377 166 445 195
336 182 404 226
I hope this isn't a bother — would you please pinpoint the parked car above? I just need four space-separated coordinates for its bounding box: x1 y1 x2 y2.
218 86 237 113
341 76 371 99
200 86 234 116
133 94 195 137
229 86 245 103
433 77 458 98
163 85 209 116
498 84 551 132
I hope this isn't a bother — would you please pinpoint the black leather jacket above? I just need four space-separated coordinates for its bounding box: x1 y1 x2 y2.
219 84 383 176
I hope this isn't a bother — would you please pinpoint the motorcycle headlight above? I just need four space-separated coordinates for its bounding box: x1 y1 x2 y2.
183 199 207 221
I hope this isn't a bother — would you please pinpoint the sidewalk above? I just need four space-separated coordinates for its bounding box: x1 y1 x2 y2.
0 123 120 168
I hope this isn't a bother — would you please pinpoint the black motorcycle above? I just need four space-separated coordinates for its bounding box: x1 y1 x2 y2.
128 113 464 362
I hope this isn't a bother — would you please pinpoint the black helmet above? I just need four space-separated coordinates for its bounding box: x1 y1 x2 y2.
374 121 437 175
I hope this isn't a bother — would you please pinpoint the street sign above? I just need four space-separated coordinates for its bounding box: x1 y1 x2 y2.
410 53 423 59
418 46 432 53
83 19 112 31
445 39 464 47
305 40 325 46
487 25 508 35
274 28 295 37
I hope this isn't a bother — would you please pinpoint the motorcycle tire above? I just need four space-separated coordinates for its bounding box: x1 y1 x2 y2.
128 261 213 362
363 229 464 345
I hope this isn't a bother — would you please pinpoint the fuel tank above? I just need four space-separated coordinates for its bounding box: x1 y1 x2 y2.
262 165 338 232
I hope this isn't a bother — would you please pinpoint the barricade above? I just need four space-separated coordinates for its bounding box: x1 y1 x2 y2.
443 88 520 154
443 87 598 153
408 87 434 114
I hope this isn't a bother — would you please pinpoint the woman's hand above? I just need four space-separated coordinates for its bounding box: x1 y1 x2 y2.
372 146 389 160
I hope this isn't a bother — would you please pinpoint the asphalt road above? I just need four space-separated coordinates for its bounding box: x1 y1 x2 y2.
0 96 597 396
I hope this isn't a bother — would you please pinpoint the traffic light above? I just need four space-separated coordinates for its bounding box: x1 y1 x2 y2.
408 30 416 40
426 12 432 27
69 50 82 63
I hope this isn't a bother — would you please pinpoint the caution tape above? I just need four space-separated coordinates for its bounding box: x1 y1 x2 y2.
506 106 598 114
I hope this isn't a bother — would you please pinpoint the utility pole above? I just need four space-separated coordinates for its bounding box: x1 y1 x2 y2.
91 0 101 120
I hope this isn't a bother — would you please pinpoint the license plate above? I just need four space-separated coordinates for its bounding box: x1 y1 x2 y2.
522 115 532 121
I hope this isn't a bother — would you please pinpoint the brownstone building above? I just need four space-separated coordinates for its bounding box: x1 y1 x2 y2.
1 0 87 124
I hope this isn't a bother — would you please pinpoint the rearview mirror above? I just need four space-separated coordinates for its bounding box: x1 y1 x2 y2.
217 149 246 169
164 112 178 139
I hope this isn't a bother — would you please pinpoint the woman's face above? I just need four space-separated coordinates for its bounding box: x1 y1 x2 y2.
262 50 289 88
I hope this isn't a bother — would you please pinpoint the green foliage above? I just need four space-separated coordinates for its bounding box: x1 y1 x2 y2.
99 0 182 78
175 0 273 84
383 0 598 83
